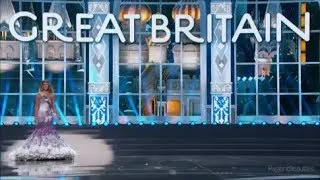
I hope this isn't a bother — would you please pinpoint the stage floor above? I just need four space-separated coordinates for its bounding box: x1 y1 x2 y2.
1 126 320 179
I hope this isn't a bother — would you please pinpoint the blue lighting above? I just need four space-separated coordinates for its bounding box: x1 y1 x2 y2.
0 121 3 126
139 122 144 126
251 122 256 126
14 122 19 126
151 122 155 126
90 97 107 126
53 121 57 125
103 122 108 126
276 122 280 125
64 122 69 126
114 122 119 126
202 122 207 125
316 122 320 126
212 122 217 125
262 122 267 126
226 122 230 126
301 122 306 126
191 122 195 125
164 122 169 126
127 122 131 126
27 121 32 125
178 122 182 125
238 122 243 126
288 122 293 126
213 96 230 124
92 121 97 126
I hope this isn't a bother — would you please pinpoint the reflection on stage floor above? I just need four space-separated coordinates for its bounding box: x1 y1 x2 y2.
1 126 320 179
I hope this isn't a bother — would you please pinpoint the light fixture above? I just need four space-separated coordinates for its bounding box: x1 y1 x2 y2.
119 0 152 25
172 0 200 22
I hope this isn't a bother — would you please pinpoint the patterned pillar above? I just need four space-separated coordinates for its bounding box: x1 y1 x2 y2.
88 1 110 125
210 1 232 124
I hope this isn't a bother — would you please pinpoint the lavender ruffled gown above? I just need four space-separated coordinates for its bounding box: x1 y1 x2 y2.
9 95 76 161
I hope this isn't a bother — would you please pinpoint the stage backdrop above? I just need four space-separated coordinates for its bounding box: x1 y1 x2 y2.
0 0 319 126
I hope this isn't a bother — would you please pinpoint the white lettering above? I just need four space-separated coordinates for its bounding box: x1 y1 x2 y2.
9 12 37 42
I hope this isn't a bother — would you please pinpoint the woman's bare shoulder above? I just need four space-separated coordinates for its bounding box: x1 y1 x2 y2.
49 93 55 99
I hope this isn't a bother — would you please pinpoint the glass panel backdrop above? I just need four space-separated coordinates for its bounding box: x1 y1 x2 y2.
0 0 86 125
235 0 320 124
114 0 205 124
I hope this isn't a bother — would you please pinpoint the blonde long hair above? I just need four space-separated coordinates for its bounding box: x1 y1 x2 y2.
39 80 54 93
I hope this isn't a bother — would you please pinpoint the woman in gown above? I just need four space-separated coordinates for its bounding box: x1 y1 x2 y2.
9 80 76 161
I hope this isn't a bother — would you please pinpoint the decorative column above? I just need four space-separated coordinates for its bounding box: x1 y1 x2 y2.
210 1 232 124
88 1 110 125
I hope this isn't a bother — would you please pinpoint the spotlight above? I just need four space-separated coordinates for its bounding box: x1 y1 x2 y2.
64 122 69 126
127 122 131 126
238 122 243 126
164 122 169 126
301 122 306 126
78 122 83 126
103 122 108 126
139 122 143 126
202 122 207 125
276 121 280 125
27 121 32 125
151 122 155 126
226 122 230 126
92 122 97 126
0 121 3 126
251 122 256 126
212 122 217 125
178 122 182 125
262 122 267 126
288 121 292 126
114 122 119 126
53 121 57 125
14 122 19 126
316 122 320 126
191 122 195 125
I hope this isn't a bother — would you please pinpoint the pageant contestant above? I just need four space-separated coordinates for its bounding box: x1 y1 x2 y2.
9 80 76 161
